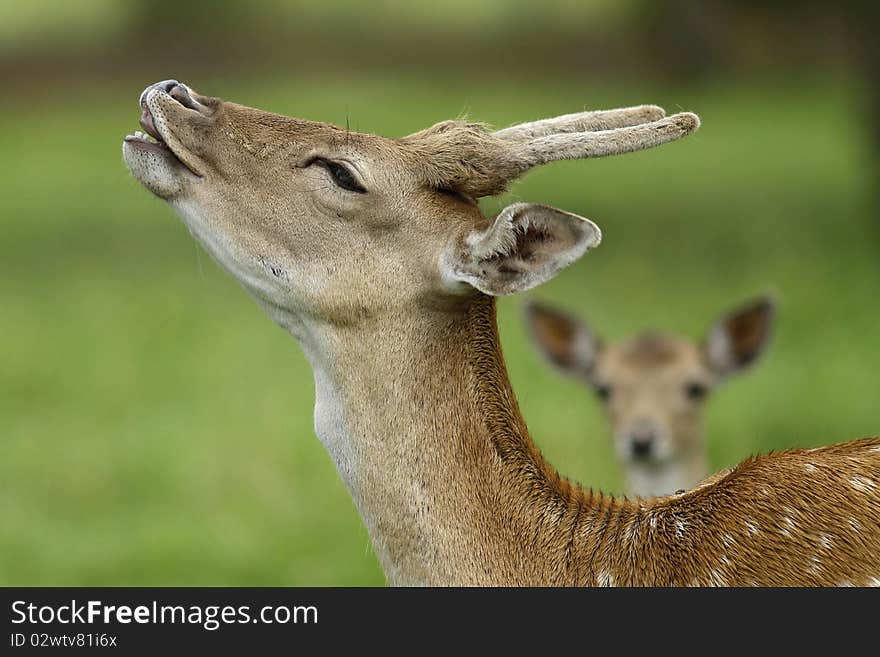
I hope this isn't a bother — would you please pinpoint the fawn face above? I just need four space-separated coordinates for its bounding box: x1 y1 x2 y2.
526 299 774 493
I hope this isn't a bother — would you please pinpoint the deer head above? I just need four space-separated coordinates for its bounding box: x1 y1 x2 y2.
525 297 775 496
123 80 699 329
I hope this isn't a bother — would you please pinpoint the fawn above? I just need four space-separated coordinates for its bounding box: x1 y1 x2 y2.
525 298 775 497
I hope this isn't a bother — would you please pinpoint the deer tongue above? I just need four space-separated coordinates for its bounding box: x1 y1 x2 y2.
139 106 163 143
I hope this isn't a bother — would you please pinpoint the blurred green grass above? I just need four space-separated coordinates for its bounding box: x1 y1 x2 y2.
1 72 878 585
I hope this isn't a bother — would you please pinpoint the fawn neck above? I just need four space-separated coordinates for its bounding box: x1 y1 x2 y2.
626 444 708 498
297 295 591 585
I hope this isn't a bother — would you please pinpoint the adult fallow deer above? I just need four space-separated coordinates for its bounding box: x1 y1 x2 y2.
124 80 880 586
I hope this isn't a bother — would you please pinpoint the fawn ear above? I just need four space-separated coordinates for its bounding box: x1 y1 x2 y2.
444 203 601 296
704 297 776 376
525 302 601 378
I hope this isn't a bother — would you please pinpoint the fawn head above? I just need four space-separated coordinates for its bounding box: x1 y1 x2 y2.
526 298 775 468
123 80 699 329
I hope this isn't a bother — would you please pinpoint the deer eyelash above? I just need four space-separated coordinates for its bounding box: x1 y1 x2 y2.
308 157 366 194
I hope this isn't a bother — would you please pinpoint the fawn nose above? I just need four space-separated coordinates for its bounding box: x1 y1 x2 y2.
629 431 655 459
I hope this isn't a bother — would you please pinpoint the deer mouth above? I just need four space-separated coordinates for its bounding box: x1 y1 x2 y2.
123 130 171 155
123 83 202 177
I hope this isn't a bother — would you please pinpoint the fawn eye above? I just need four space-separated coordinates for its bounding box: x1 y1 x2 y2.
595 385 612 401
685 382 707 401
318 159 365 193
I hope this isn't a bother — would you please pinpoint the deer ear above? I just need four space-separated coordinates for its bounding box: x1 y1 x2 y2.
704 297 776 377
444 203 601 296
525 302 601 378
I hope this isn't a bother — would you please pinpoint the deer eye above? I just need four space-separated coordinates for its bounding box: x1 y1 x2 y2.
685 382 707 401
318 159 366 193
594 384 612 401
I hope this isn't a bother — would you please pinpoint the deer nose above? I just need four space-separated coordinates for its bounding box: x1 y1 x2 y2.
139 80 181 109
630 431 655 459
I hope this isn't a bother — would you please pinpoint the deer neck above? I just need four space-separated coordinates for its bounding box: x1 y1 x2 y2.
269 293 880 587
293 294 590 585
